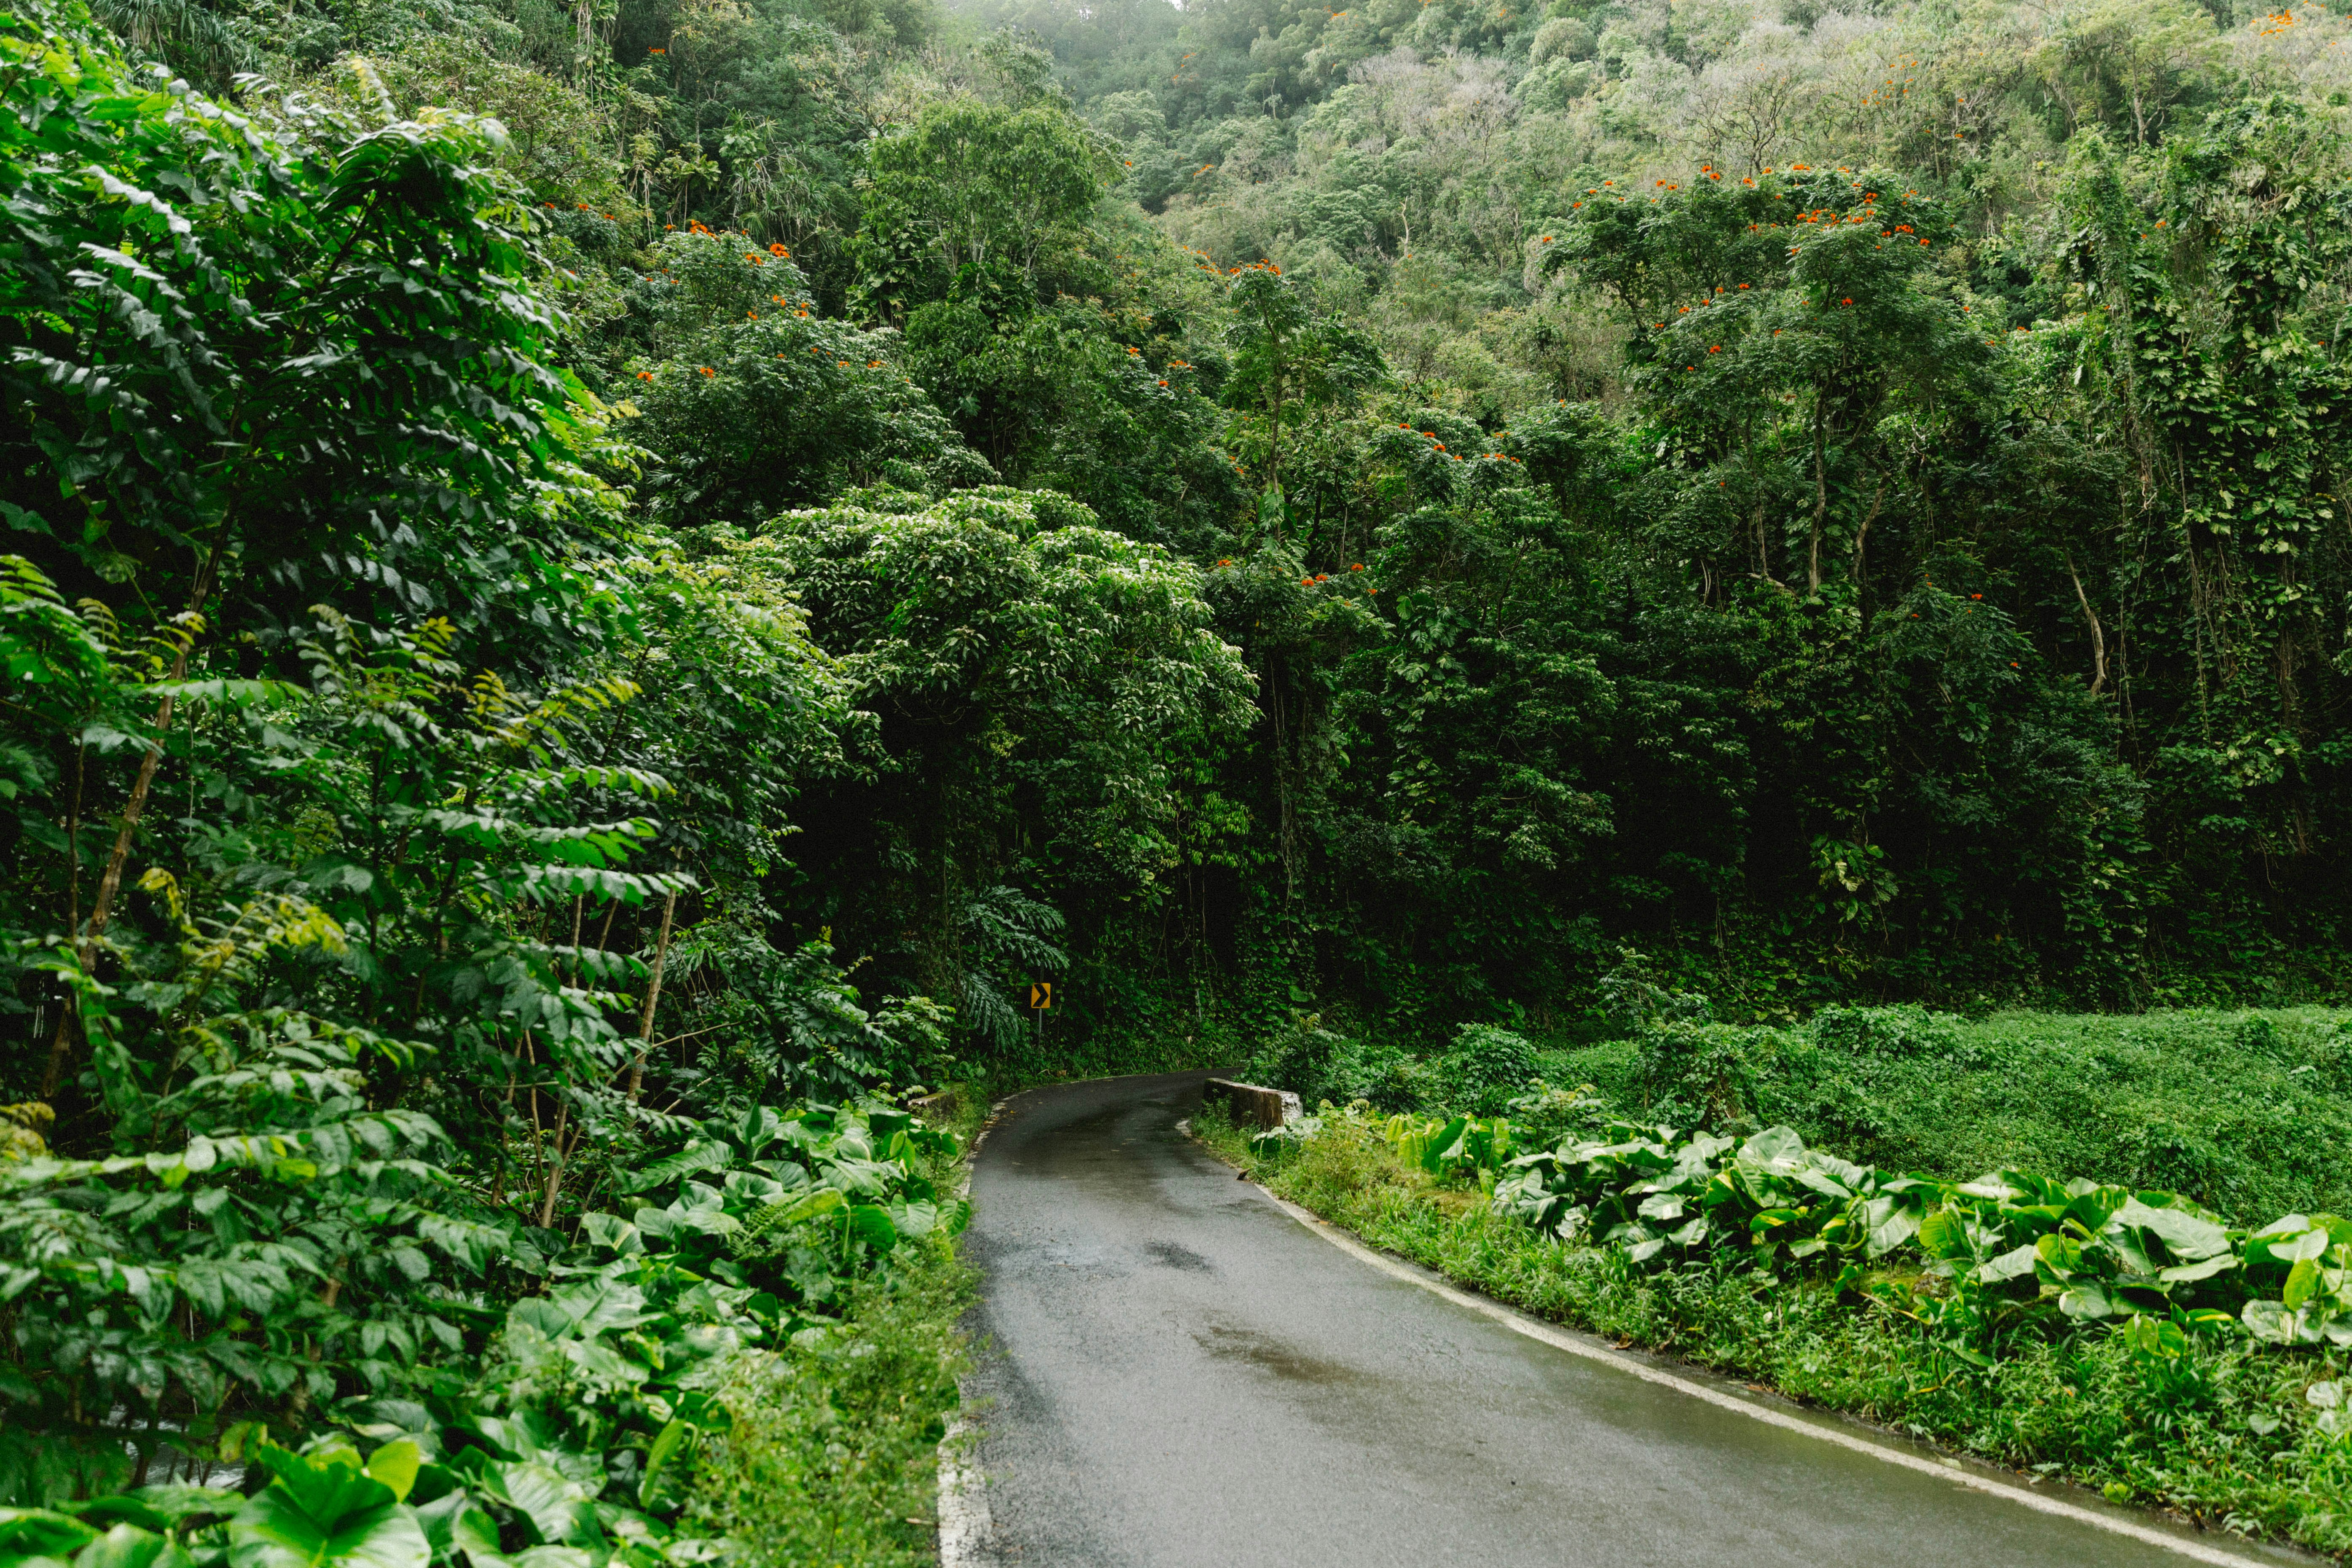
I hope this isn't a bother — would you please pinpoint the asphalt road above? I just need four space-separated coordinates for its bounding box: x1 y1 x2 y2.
955 1071 2293 1568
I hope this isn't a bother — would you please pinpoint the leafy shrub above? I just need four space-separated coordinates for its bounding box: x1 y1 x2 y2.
1502 1082 1611 1149
1596 946 1712 1033
1241 1014 1424 1112
1629 1020 1784 1130
1434 1024 1541 1116
1807 1004 1976 1061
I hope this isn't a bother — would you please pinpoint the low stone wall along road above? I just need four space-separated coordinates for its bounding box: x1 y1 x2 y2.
953 1071 2294 1568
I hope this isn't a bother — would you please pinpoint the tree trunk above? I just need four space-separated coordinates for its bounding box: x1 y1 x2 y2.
2066 553 2110 697
51 543 224 1101
626 887 679 1101
1809 401 1829 595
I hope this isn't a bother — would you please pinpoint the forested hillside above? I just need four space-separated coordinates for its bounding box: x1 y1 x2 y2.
3 0 2351 1545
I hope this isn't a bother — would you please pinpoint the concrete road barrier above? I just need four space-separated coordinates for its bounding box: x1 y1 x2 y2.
1202 1077 1301 1130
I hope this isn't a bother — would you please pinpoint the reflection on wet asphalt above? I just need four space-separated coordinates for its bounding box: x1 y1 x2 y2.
959 1072 2278 1568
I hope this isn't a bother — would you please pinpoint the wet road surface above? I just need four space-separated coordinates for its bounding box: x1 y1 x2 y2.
956 1071 2293 1568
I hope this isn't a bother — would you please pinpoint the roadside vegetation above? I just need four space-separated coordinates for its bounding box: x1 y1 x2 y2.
1203 1003 2352 1558
8 0 2352 1551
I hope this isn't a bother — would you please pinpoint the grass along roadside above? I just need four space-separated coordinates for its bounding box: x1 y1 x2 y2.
684 1091 987 1568
687 1229 975 1568
1191 1101 2352 1563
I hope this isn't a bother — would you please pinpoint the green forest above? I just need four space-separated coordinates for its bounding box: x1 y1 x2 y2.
5 0 2352 1552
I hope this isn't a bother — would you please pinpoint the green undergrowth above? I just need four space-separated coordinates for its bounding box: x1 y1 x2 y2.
1550 1006 2352 1226
1247 1005 2352 1225
1193 1102 2352 1561
687 1229 975 1568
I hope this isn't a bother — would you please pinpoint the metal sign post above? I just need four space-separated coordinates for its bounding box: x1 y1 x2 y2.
1028 982 1052 1050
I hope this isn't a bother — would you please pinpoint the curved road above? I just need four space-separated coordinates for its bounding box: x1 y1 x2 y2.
955 1072 2292 1568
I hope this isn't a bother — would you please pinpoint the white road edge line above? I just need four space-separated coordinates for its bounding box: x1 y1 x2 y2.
1254 1182 2280 1568
937 1097 1009 1568
937 1415 990 1566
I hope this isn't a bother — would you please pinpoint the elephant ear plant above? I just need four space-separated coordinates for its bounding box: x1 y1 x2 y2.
1254 1102 2352 1380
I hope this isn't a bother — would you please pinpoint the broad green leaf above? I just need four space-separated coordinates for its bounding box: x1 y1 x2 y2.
1736 1126 1806 1174
0 1512 99 1563
2057 1281 2114 1320
844 1204 897 1252
2243 1298 2296 1344
249 1450 393 1536
361 1444 422 1506
1976 1243 2039 1284
228 1493 427 1568
73 1525 191 1568
508 1550 591 1568
1917 1208 1967 1260
411 1493 499 1568
487 1463 590 1549
2113 1198 2230 1261
886 1199 940 1238
114 1491 239 1528
1861 1195 1921 1259
638 1421 693 1511
2274 1228 2331 1265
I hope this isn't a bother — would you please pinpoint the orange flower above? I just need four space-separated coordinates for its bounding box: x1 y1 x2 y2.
698 366 714 376
637 371 652 380
769 243 789 256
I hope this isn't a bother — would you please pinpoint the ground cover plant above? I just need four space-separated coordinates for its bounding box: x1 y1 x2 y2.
1205 1004 2352 1558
